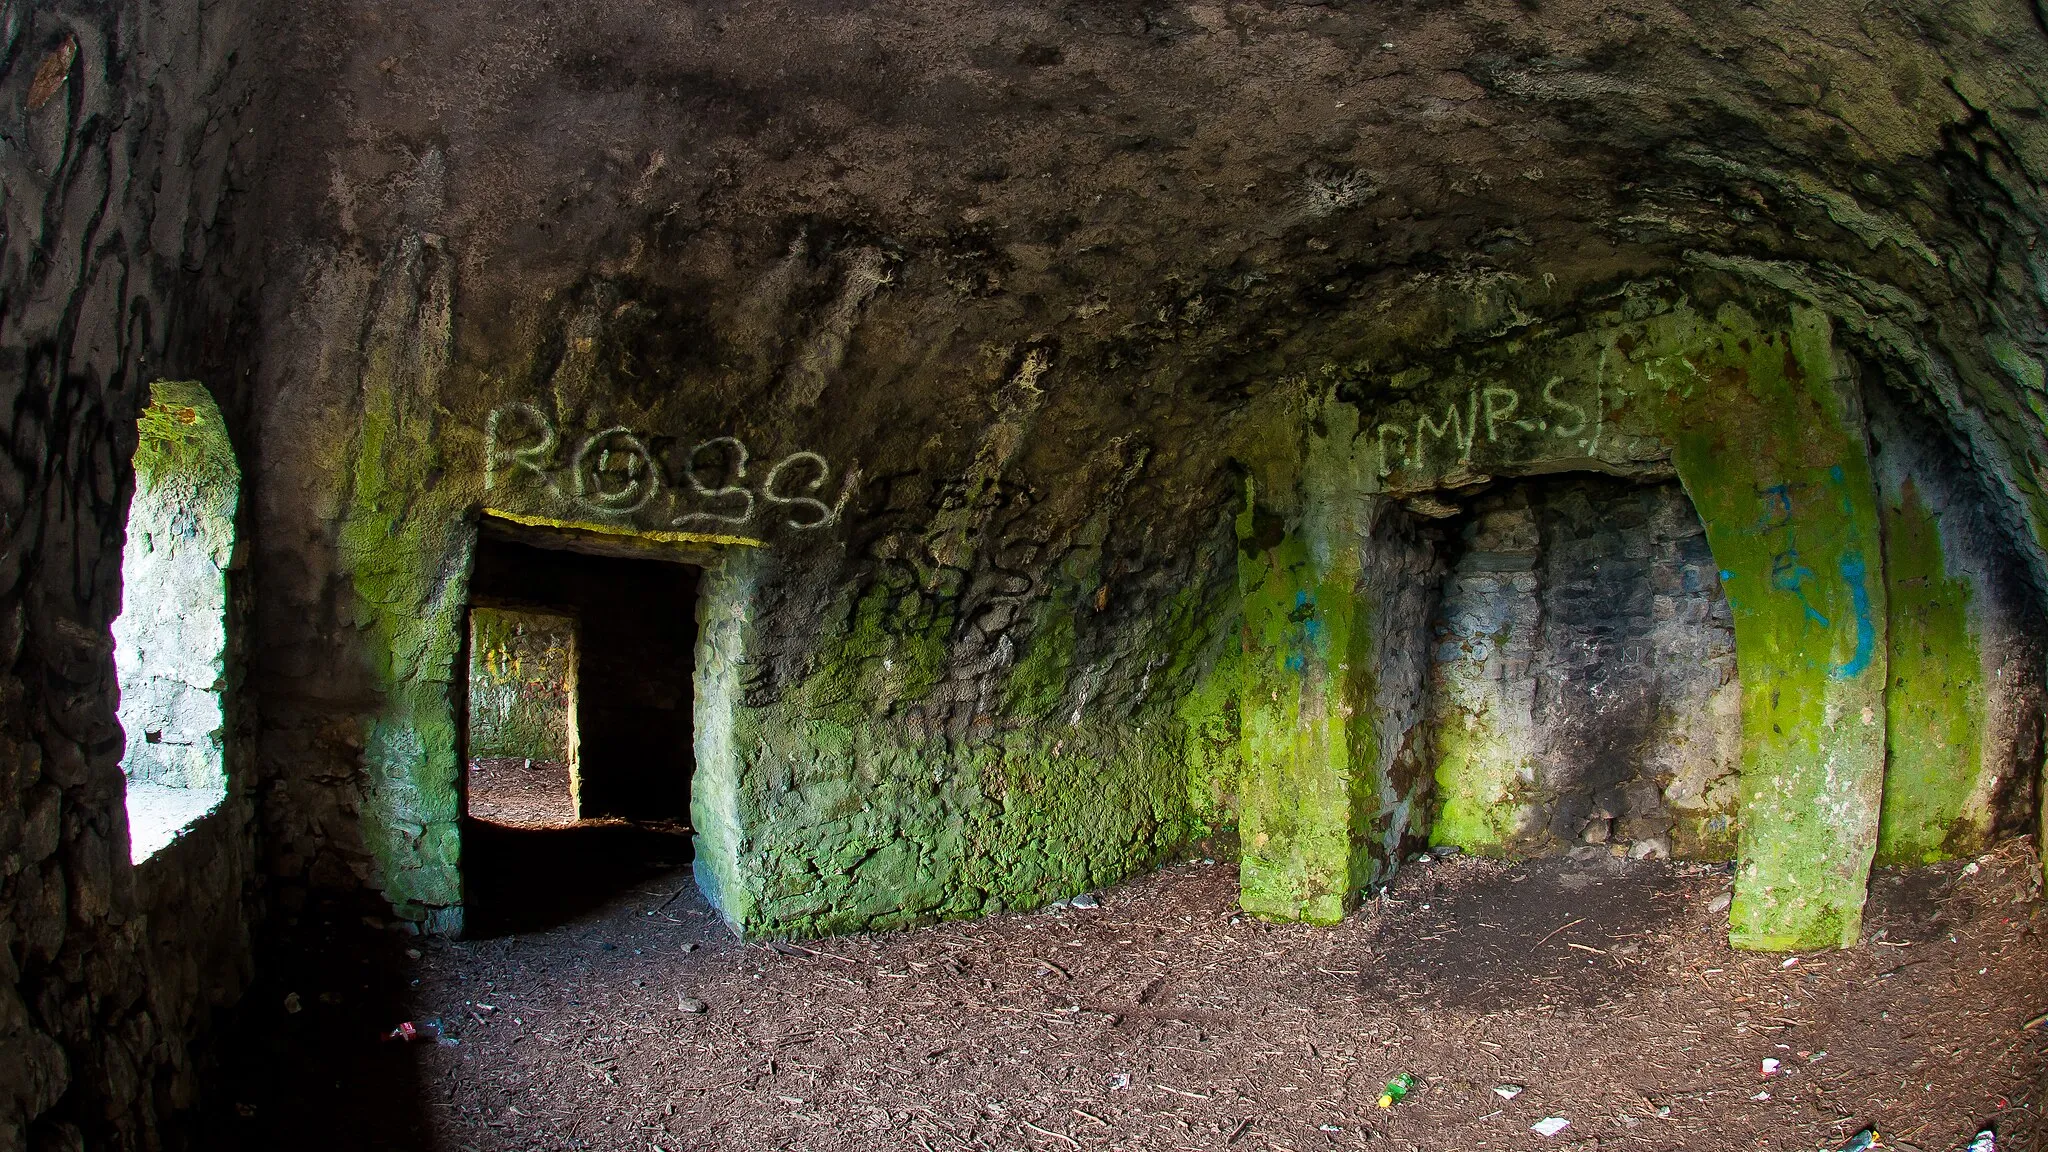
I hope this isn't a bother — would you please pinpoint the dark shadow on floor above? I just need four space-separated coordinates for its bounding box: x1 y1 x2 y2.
461 817 695 937
1365 855 1709 1010
197 890 434 1151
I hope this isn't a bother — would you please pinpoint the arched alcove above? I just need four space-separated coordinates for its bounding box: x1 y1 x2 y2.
113 380 240 863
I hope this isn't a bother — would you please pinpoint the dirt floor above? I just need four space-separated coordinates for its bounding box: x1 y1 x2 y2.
468 759 578 827
211 844 2048 1152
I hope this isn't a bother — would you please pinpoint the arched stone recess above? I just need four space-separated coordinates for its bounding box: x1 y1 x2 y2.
1235 289 2038 951
114 380 241 862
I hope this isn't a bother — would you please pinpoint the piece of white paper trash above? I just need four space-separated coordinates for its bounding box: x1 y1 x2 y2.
1532 1118 1571 1137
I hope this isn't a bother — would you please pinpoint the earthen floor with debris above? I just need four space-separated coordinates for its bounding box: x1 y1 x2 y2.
217 847 2048 1152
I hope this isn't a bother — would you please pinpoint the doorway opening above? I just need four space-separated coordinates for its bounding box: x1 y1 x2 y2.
461 525 703 933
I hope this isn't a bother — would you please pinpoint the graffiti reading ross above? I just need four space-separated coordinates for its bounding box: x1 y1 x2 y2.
484 404 859 531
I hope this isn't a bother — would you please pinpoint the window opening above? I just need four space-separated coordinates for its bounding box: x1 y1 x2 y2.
113 380 239 863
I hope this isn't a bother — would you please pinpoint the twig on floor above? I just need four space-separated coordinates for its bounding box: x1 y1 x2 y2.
1021 1119 1080 1147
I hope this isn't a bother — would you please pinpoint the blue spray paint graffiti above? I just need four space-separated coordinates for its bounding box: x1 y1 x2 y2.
1832 549 1876 678
1284 590 1318 672
1756 482 1830 628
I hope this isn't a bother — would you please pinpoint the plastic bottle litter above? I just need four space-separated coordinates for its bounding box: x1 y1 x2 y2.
1376 1073 1417 1108
1532 1117 1571 1137
1967 1129 1996 1152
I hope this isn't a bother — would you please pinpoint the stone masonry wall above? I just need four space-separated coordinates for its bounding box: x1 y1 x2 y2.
1428 476 1741 861
0 1 262 1149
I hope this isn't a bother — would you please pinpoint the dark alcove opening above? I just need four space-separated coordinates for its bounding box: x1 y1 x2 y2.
1423 473 1742 861
461 527 703 935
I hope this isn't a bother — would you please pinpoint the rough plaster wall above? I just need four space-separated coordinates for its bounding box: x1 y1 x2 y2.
0 0 261 1148
245 0 2048 936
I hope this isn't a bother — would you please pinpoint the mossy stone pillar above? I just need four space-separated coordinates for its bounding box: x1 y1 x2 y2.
1670 307 1887 952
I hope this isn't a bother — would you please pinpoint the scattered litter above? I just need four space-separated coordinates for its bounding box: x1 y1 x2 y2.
677 996 707 1014
2022 1011 2048 1031
1760 1058 1781 1079
282 992 301 1015
1833 1128 1879 1152
1531 1117 1570 1137
1109 1072 1131 1091
1377 1073 1417 1108
1781 956 1800 968
383 1017 444 1044
1751 1091 1770 1101
1494 1084 1524 1100
1319 1124 1342 1133
1070 892 1101 909
1967 1129 1995 1152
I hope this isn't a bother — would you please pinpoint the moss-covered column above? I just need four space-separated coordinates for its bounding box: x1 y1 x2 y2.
336 233 470 933
1236 400 1430 923
1237 511 1363 923
1668 306 1887 951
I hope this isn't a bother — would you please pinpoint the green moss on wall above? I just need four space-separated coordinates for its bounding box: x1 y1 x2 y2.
336 234 468 930
1874 478 1987 865
467 607 577 764
694 529 1229 938
1236 521 1363 924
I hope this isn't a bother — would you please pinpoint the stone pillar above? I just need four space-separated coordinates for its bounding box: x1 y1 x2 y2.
1670 307 1887 952
1237 517 1364 924
1236 401 1435 923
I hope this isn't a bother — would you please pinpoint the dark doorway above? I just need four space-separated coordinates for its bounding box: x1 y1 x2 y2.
462 527 703 934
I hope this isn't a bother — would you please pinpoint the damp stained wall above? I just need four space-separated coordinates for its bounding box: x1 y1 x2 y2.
1866 385 2045 866
0 0 264 1146
238 0 2048 963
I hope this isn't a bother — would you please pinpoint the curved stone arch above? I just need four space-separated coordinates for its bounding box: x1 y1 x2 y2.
1240 297 1899 950
112 380 242 863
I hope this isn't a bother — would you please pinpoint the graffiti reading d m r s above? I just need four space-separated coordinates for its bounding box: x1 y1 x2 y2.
485 404 859 531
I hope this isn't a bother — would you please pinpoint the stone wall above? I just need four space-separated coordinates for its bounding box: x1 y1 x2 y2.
113 383 240 794
240 0 2048 950
0 0 262 1148
1866 381 2046 865
1428 476 1741 860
